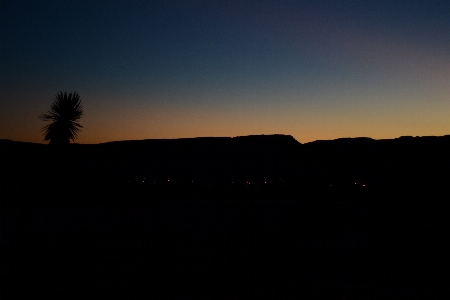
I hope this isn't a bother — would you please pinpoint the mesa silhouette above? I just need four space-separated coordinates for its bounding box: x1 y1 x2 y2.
1 134 449 203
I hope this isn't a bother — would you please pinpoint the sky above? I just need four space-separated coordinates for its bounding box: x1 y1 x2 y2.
1 0 449 144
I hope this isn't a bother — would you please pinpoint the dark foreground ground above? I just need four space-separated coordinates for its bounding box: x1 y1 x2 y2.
1 186 449 299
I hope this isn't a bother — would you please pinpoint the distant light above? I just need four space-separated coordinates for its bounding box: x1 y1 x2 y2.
363 184 366 187
355 183 357 185
264 181 267 184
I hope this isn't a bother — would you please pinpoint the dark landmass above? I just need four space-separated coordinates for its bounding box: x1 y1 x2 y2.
1 134 449 198
1 135 449 298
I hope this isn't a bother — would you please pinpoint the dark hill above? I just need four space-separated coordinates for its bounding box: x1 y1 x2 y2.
1 134 449 200
301 135 450 190
75 134 302 187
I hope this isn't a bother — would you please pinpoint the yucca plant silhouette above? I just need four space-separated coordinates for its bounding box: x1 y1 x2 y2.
40 92 83 146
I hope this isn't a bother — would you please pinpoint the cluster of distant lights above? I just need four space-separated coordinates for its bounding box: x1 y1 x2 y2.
128 177 300 189
131 177 367 188
132 178 285 185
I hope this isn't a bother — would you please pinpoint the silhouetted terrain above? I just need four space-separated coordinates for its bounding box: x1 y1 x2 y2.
1 135 449 298
1 134 449 199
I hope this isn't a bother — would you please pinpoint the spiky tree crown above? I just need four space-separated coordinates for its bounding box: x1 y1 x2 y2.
40 92 83 145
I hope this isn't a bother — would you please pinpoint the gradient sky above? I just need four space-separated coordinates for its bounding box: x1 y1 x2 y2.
1 0 449 144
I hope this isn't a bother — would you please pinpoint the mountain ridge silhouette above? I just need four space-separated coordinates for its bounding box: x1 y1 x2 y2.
1 134 449 198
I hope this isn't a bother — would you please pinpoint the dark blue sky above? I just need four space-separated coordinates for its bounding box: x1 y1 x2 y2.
1 0 449 143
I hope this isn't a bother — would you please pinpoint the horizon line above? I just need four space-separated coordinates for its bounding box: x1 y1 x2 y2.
2 134 449 146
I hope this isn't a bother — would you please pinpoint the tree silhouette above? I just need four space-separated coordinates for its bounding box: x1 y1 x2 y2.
39 92 83 146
